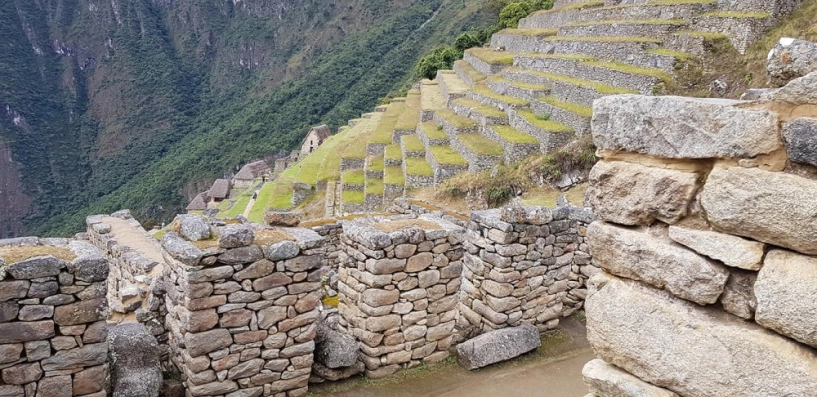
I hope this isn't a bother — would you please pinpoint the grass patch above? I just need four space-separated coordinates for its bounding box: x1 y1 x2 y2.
366 178 385 195
223 193 252 218
489 125 538 144
342 190 365 204
373 219 441 232
517 110 574 133
465 48 515 65
368 156 384 171
497 28 558 36
395 91 421 131
538 96 593 118
405 158 434 176
522 184 588 207
533 1 604 14
439 70 470 94
457 134 504 156
342 169 366 186
0 246 77 264
384 166 406 185
452 98 507 118
421 122 449 140
384 145 402 161
247 182 276 223
699 11 769 18
453 60 487 84
436 108 477 129
519 69 637 95
430 146 468 165
646 47 695 60
401 134 426 152
645 0 714 5
581 60 672 82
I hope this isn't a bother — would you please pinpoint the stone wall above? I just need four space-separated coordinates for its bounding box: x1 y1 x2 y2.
582 77 817 395
335 216 465 379
0 238 110 397
459 204 595 335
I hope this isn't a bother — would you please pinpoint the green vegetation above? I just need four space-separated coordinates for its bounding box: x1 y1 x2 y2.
421 122 450 140
368 156 385 172
565 19 687 26
452 98 508 118
534 1 603 14
645 0 714 5
402 135 427 153
342 170 366 186
546 35 663 43
538 96 593 119
497 28 558 36
366 178 385 195
496 0 555 28
453 60 488 84
405 158 435 176
430 146 468 165
384 145 403 161
518 110 574 133
457 134 504 156
384 166 406 185
342 190 365 204
438 72 471 94
518 69 638 94
466 48 516 65
489 125 538 144
472 85 532 107
436 109 478 129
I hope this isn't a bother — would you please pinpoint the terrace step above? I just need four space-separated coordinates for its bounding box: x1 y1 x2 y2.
483 125 541 164
519 1 606 30
530 96 592 136
403 157 435 188
513 53 668 94
420 80 447 122
508 109 575 153
434 108 479 136
426 145 470 184
400 134 426 158
340 189 365 214
365 154 385 179
504 67 637 108
483 77 550 103
577 1 717 24
454 60 487 88
384 144 403 166
558 19 689 41
364 177 385 212
341 169 366 192
463 48 515 76
383 166 406 200
394 89 421 142
662 31 728 57
417 122 451 146
449 98 509 127
450 133 505 173
437 70 469 102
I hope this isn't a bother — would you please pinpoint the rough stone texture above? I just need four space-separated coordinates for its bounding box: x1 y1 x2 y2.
264 211 302 227
592 95 781 159
755 250 817 348
108 323 162 397
456 324 540 370
178 214 211 241
765 70 817 104
588 222 729 305
767 38 817 86
782 117 817 167
720 268 757 320
582 359 679 397
586 161 700 226
313 327 358 369
219 224 254 248
701 165 817 255
161 232 202 266
586 274 817 397
668 226 765 271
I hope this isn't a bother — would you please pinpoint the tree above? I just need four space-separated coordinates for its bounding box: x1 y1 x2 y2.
415 46 461 80
454 32 482 52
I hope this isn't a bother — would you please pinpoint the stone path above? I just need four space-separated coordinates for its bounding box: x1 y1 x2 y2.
103 216 164 264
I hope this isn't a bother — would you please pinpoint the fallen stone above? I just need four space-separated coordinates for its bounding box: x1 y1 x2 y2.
782 117 817 167
701 165 817 255
264 211 302 227
668 226 765 271
767 38 817 86
456 324 540 370
755 250 817 348
6 256 65 279
311 361 364 381
588 222 729 305
586 161 700 226
585 273 817 397
108 323 162 397
178 214 211 241
765 70 817 104
162 232 203 266
592 95 781 158
219 224 255 248
582 359 679 397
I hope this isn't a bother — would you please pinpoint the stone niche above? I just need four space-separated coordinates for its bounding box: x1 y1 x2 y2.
459 204 596 334
335 215 465 379
161 220 325 397
0 237 110 397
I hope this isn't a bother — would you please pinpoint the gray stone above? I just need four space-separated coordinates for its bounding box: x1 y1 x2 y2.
6 256 65 279
0 385 23 397
1 362 42 385
782 117 817 167
582 359 679 397
178 214 211 241
361 289 399 307
188 380 238 396
24 341 50 361
586 161 700 226
218 246 263 265
701 165 817 255
314 328 358 369
263 240 299 261
0 344 22 364
668 226 765 271
162 232 202 266
456 324 540 370
0 321 54 343
755 250 817 348
17 305 53 321
312 360 364 381
0 280 29 302
219 224 255 248
588 222 729 305
767 38 817 86
54 297 107 326
592 95 781 158
0 302 18 322
68 241 109 281
766 70 817 104
185 329 233 357
342 221 391 249
233 259 275 280
27 281 58 298
365 258 406 275
585 273 817 397
41 343 107 371
721 268 757 320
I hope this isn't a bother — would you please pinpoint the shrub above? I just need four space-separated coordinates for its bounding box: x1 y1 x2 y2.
416 46 461 80
454 32 482 52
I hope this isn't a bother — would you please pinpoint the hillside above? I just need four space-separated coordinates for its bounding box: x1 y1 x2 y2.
0 0 494 237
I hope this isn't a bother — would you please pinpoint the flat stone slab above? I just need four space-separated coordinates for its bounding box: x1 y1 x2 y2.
456 324 540 370
755 250 817 348
583 359 679 397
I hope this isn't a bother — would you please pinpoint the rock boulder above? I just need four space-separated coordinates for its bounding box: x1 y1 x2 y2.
107 323 162 397
582 359 679 397
456 324 540 370
177 214 210 241
767 38 817 86
755 250 817 348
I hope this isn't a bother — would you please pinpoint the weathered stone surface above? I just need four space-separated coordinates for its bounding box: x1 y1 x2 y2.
73 364 108 395
188 380 238 396
456 324 540 370
264 211 302 227
185 329 233 357
37 375 71 397
405 252 433 272
312 360 364 381
233 259 275 281
0 344 22 364
755 250 817 348
588 222 729 305
18 305 53 321
582 359 679 397
0 385 23 397
592 95 781 158
41 343 107 371
1 362 42 384
361 289 399 307
263 241 300 261
283 254 322 272
257 306 287 329
0 281 29 302
162 232 203 266
767 38 817 85
668 226 765 271
314 328 358 369
227 358 263 379
766 70 817 104
701 165 817 255
782 117 817 167
0 321 54 343
586 273 817 397
219 225 255 248
720 268 757 320
218 246 263 265
586 161 700 226
54 298 106 326
6 256 65 279
365 258 406 275
179 308 219 333
178 214 211 241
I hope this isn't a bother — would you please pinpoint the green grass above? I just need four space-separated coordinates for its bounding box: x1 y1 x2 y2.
405 157 434 176
342 169 366 186
538 96 593 119
516 68 637 95
247 182 276 222
645 0 714 5
465 48 515 65
581 60 672 82
476 84 537 106
325 114 381 177
534 1 604 14
421 122 449 140
384 144 402 161
439 70 470 94
451 98 507 118
269 187 294 210
223 192 252 218
371 101 406 144
457 134 504 156
366 178 385 195
497 28 558 36
517 110 575 133
395 91 421 131
646 47 695 61
489 125 538 144
401 134 426 152
368 156 384 171
546 35 662 43
429 146 468 165
342 190 365 204
673 30 729 40
436 108 477 129
566 19 687 26
453 60 487 84
699 11 770 18
384 166 405 185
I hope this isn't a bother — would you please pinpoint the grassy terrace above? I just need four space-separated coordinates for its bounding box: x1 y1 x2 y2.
517 110 575 133
531 0 604 14
421 122 450 140
368 156 384 171
384 166 405 185
342 190 365 204
545 35 663 43
402 134 426 152
420 80 447 112
457 134 504 156
395 90 421 131
405 157 434 176
451 98 507 118
465 48 515 65
429 146 468 165
565 19 687 26
643 0 714 5
342 169 366 186
472 84 532 106
496 28 558 36
321 113 381 181
223 189 254 218
372 101 407 145
646 47 695 60
247 181 276 222
384 144 402 161
490 125 539 144
366 177 385 195
673 30 729 40
581 60 672 82
513 68 637 95
436 108 477 129
538 96 593 119
516 53 597 62
439 71 470 95
453 60 487 84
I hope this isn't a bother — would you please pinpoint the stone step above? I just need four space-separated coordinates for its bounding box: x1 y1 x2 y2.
364 177 385 211
421 79 447 122
662 31 727 57
394 89 421 142
569 1 717 25
450 133 505 173
508 109 575 153
558 19 690 41
463 48 515 76
530 96 592 136
341 189 365 214
490 28 557 51
426 145 470 184
417 121 451 146
437 70 469 102
467 83 533 111
449 98 509 127
688 13 775 54
400 134 426 158
519 1 605 30
504 67 636 108
403 157 435 188
384 144 403 166
454 60 487 88
434 108 479 136
341 169 366 191
483 125 541 164
484 77 550 102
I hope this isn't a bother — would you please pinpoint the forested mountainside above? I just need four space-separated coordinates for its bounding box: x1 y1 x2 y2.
0 0 494 237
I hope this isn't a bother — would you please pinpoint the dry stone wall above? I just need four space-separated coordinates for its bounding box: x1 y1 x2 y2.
582 72 817 396
0 238 110 397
